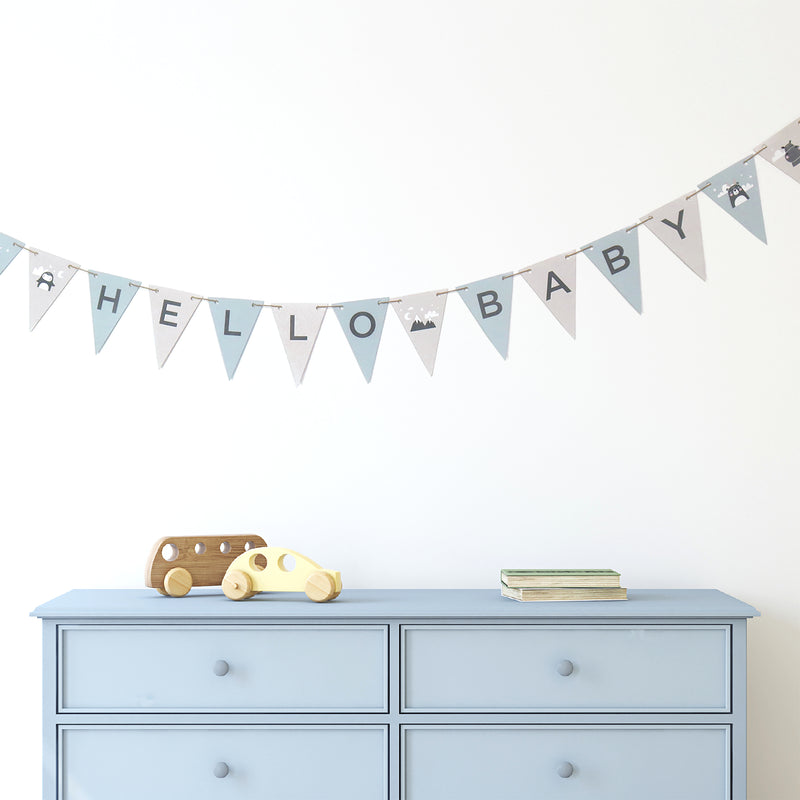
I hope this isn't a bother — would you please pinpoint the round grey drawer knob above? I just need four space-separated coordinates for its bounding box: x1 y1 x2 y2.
213 659 230 676
557 761 574 778
556 659 574 676
213 762 230 778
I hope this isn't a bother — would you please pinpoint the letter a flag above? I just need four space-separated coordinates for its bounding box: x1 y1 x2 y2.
273 303 327 386
521 254 576 338
459 274 513 358
209 297 262 380
701 160 767 244
30 250 79 330
757 118 800 184
0 233 24 278
334 298 389 382
583 227 642 313
89 272 141 353
392 290 448 375
643 194 707 280
149 286 202 368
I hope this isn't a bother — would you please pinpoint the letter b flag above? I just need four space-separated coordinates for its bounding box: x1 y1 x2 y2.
459 274 513 358
584 227 642 313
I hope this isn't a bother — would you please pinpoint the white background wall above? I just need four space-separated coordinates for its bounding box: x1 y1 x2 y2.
3 0 797 796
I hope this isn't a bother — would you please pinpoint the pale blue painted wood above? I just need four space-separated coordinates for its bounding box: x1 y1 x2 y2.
402 624 730 712
32 588 760 620
61 725 387 800
60 625 387 712
402 725 729 800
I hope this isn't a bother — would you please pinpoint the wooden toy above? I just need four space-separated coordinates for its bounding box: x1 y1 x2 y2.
221 546 342 602
145 535 267 597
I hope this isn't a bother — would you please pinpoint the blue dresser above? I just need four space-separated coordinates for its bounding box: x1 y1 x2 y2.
32 588 759 799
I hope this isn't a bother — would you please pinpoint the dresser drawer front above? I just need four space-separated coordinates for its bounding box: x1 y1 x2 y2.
61 725 387 800
402 625 730 712
402 725 729 800
60 625 387 712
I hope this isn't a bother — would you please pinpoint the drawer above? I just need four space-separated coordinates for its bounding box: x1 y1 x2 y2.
61 725 387 800
402 625 730 712
60 625 387 712
402 725 729 800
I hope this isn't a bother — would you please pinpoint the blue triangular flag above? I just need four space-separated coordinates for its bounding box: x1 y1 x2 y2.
0 232 24 277
701 159 767 244
209 297 262 380
334 298 389 382
583 227 642 313
459 274 513 358
88 271 140 353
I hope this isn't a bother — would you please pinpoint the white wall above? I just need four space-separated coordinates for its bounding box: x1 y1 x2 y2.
4 1 798 796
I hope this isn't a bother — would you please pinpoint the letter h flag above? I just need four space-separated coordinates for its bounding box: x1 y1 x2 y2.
583 227 642 313
89 272 140 353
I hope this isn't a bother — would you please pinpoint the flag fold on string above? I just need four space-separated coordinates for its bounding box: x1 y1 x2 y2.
459 274 513 358
392 290 448 375
521 254 576 338
149 286 201 368
757 118 800 184
643 194 707 280
334 298 389 382
0 233 24 277
89 272 140 353
209 297 261 379
273 303 328 386
701 159 767 244
30 250 79 330
583 227 642 313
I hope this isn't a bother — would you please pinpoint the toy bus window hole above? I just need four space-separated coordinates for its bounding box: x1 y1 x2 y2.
244 541 255 551
161 543 179 562
220 541 231 554
195 542 206 555
278 553 296 572
251 553 268 571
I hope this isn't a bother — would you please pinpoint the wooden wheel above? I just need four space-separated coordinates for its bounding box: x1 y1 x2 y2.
163 567 192 597
222 569 253 601
305 571 336 603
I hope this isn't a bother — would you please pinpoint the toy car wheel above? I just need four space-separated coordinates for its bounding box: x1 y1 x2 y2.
305 571 336 603
222 569 253 601
163 567 192 597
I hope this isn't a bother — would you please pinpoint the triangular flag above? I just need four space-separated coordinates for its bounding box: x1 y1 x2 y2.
30 250 80 330
643 194 707 280
521 254 576 338
209 297 262 380
272 303 327 386
700 159 767 244
392 290 448 375
583 227 642 313
756 118 800 184
89 272 141 353
458 274 513 359
0 233 24 277
334 298 389 383
149 286 202 368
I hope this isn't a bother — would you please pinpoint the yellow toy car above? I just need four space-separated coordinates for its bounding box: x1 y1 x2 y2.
221 546 341 602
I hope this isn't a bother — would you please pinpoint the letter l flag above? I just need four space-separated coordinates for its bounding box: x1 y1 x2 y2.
209 297 262 379
89 272 140 353
583 227 643 313
459 273 513 358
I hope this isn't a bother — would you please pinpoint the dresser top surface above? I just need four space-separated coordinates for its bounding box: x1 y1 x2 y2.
31 588 759 620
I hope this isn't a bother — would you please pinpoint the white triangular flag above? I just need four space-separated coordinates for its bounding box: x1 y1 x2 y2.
149 286 202 368
644 195 706 280
272 303 327 385
521 254 576 337
392 290 448 375
30 250 79 330
757 118 800 184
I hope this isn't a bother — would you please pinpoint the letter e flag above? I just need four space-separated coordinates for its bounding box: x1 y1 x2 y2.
149 286 202 368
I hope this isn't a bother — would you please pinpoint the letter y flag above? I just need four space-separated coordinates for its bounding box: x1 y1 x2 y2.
459 274 513 358
584 227 643 313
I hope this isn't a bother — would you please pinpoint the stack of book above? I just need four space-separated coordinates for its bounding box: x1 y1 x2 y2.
500 569 627 601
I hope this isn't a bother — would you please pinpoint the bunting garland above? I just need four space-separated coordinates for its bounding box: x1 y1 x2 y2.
4 117 799 383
